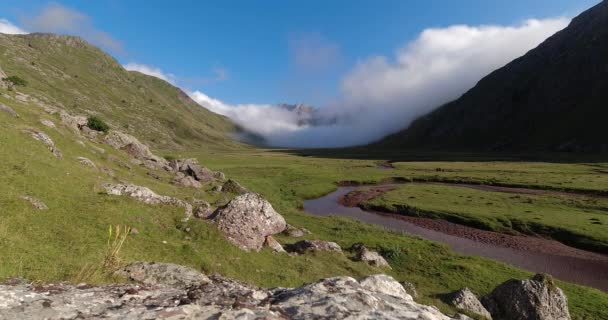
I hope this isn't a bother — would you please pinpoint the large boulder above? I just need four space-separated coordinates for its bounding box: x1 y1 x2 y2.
481 274 570 320
446 288 492 320
172 172 202 188
212 193 286 251
103 183 193 219
286 240 342 254
271 275 454 320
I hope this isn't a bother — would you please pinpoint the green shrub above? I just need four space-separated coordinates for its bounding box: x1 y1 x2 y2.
3 76 27 87
87 116 110 133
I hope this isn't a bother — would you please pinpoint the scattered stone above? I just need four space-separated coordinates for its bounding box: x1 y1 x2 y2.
282 224 311 237
129 228 140 235
172 172 202 188
76 157 96 168
59 111 87 133
193 199 214 219
445 288 492 320
115 262 210 288
481 274 570 320
28 130 62 158
264 236 286 253
211 185 223 192
169 158 217 184
221 179 248 194
103 183 193 219
104 131 169 170
39 119 55 128
20 195 48 210
214 171 226 180
286 240 342 254
212 193 287 251
351 243 391 268
0 103 19 117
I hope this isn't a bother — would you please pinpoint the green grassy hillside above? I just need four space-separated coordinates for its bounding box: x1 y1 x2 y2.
0 33 241 150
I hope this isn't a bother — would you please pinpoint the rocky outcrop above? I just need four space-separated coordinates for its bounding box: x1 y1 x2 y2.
352 243 391 268
40 119 55 128
282 224 311 237
481 274 570 320
286 239 342 254
104 131 169 170
169 158 223 186
264 236 286 253
212 193 286 251
59 111 87 133
221 179 248 194
0 261 460 320
27 130 62 158
172 172 202 188
446 288 492 319
0 103 18 117
21 195 48 210
103 184 193 219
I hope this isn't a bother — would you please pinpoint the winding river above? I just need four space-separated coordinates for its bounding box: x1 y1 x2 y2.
304 184 608 291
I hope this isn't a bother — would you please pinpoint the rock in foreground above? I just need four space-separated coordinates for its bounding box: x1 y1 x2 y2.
446 287 492 319
0 262 457 320
481 274 570 320
212 193 287 251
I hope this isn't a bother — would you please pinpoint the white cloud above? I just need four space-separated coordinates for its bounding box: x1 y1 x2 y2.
239 17 570 147
0 19 27 34
22 3 122 53
189 91 301 136
123 62 176 83
289 32 340 70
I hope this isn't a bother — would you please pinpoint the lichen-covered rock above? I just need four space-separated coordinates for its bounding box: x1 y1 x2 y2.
28 130 62 158
221 179 248 194
0 264 457 320
352 243 391 268
446 288 492 319
271 276 454 320
286 240 342 254
103 183 193 219
21 195 48 210
264 236 286 253
169 158 217 184
0 103 18 117
115 262 210 287
212 193 286 251
359 274 411 300
59 111 87 133
481 274 570 320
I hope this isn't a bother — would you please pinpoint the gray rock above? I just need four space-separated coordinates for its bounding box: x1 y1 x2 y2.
59 111 87 133
0 103 19 117
76 157 96 168
282 224 311 237
264 236 286 253
40 119 55 128
402 281 418 298
212 193 286 251
446 288 491 319
28 130 62 158
286 240 342 254
21 195 48 210
214 171 226 180
115 262 210 287
352 243 391 268
104 131 169 170
172 172 202 188
481 274 570 320
0 265 457 320
221 179 248 194
169 158 216 183
211 185 223 192
193 199 214 219
103 183 193 219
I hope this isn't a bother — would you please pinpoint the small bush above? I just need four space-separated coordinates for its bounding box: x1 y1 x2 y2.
3 75 27 87
87 116 110 133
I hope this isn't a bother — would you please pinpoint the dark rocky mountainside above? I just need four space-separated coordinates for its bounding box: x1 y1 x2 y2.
376 1 608 153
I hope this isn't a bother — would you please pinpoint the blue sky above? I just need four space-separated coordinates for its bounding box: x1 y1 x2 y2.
0 0 599 106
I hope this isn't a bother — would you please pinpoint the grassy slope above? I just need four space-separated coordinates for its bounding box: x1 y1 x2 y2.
0 33 240 151
361 184 608 252
0 33 606 319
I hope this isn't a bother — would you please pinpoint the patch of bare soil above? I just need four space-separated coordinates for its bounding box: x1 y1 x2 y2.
338 186 396 207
